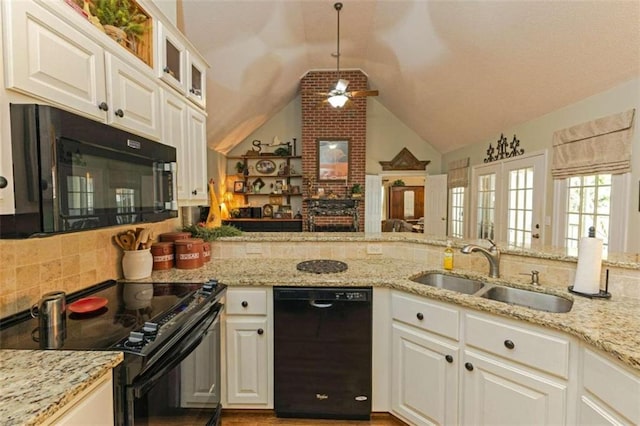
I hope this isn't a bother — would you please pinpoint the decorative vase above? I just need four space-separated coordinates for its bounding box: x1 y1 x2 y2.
122 249 153 280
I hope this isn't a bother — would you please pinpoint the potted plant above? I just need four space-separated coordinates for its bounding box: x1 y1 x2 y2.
91 0 149 49
235 161 245 174
351 183 363 198
392 179 405 186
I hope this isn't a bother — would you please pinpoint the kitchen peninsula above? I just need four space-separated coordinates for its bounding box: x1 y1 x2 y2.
137 232 640 424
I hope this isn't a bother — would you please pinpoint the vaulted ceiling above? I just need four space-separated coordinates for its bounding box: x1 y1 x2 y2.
180 0 640 155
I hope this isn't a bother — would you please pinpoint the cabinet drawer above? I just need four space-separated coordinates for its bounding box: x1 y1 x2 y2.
465 313 570 378
582 348 640 424
226 288 268 315
391 292 459 340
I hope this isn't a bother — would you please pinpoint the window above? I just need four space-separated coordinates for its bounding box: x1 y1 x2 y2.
554 173 629 255
565 174 611 256
449 187 464 238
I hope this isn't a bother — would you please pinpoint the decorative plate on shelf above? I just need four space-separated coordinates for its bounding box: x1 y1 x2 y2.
255 159 276 175
263 204 273 218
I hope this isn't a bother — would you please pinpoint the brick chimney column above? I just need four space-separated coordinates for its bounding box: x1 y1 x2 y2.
300 70 368 231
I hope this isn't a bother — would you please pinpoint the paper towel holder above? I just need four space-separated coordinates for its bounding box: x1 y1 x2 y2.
568 269 612 299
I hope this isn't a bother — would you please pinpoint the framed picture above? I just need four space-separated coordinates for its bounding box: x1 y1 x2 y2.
233 181 245 193
255 159 276 175
317 139 349 181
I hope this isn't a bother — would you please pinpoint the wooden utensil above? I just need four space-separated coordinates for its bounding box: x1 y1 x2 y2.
119 233 135 250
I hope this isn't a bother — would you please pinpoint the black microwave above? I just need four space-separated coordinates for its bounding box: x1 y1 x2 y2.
0 104 178 238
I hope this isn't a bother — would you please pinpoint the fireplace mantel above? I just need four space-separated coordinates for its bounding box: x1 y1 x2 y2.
305 198 360 232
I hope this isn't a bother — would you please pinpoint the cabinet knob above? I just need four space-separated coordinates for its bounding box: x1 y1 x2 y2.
98 102 109 111
257 328 264 335
504 339 515 350
163 66 170 74
465 362 474 371
416 312 424 321
115 109 124 118
0 176 7 189
192 189 198 195
445 355 454 363
241 301 248 308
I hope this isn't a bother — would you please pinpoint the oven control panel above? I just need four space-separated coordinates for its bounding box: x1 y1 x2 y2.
114 279 223 354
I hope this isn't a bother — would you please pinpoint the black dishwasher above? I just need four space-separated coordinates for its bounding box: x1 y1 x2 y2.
274 286 372 420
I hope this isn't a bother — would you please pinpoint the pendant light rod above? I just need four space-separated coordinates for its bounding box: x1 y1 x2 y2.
334 2 342 84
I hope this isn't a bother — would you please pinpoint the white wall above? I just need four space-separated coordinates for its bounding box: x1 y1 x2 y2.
221 95 440 174
150 0 177 25
442 78 640 253
366 99 442 175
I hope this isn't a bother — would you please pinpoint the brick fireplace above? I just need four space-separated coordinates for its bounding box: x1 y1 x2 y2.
301 70 368 231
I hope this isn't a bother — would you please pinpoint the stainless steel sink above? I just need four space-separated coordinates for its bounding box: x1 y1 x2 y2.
479 286 573 313
410 272 485 295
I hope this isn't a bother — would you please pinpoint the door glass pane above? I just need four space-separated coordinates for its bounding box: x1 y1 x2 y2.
506 166 534 247
449 187 465 238
477 174 495 239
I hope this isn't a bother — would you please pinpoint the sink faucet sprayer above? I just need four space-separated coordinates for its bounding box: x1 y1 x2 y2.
461 239 501 278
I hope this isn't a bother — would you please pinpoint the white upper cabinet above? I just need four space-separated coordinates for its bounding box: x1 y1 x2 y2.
2 0 160 140
105 52 160 140
156 20 208 109
2 0 107 122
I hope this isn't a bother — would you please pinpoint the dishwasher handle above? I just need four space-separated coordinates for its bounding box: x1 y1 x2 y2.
309 300 333 308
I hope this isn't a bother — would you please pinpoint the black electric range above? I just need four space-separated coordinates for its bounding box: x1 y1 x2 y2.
0 279 227 425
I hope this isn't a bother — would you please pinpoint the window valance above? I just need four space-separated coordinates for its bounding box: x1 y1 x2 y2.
447 157 469 188
551 109 635 179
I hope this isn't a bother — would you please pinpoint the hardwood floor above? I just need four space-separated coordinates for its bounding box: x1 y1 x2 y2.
221 410 407 425
146 409 407 425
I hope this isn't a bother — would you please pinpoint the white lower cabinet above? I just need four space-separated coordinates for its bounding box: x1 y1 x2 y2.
578 347 640 425
223 287 273 408
388 291 577 426
391 323 459 426
461 349 568 425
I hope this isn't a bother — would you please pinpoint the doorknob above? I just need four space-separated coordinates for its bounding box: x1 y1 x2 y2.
532 233 540 239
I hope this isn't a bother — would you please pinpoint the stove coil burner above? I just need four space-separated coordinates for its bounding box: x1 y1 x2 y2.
296 260 348 274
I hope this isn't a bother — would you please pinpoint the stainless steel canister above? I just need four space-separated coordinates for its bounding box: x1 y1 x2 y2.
30 291 66 349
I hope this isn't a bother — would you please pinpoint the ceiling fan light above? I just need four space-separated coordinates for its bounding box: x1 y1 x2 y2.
328 94 349 108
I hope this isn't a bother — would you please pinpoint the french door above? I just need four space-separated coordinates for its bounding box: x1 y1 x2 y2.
470 152 546 248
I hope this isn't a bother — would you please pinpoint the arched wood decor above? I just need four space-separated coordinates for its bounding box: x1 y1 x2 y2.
379 148 430 171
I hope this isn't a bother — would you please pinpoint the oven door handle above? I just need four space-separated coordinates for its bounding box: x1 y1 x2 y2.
131 309 220 397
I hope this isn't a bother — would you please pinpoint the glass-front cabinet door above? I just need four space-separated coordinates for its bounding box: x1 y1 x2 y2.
187 52 207 108
157 21 186 93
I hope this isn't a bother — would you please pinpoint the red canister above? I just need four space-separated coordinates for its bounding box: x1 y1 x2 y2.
174 238 204 269
150 242 174 270
202 242 211 263
159 231 192 243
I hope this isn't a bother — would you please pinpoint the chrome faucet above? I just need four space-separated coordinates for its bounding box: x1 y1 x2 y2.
461 239 501 278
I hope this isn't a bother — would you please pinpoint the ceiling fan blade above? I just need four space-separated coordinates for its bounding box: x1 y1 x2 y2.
335 79 349 92
349 90 379 98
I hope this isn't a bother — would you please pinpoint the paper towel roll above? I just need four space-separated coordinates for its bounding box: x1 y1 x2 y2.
572 236 603 294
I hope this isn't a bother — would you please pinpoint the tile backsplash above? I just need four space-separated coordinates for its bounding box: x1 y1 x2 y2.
0 219 180 318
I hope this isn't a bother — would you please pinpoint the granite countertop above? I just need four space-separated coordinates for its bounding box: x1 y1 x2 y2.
0 350 123 426
145 257 640 372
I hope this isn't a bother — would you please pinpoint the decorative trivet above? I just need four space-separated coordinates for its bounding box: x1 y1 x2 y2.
296 260 348 274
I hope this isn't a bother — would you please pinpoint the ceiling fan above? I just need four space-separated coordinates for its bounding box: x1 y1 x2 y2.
316 2 379 109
